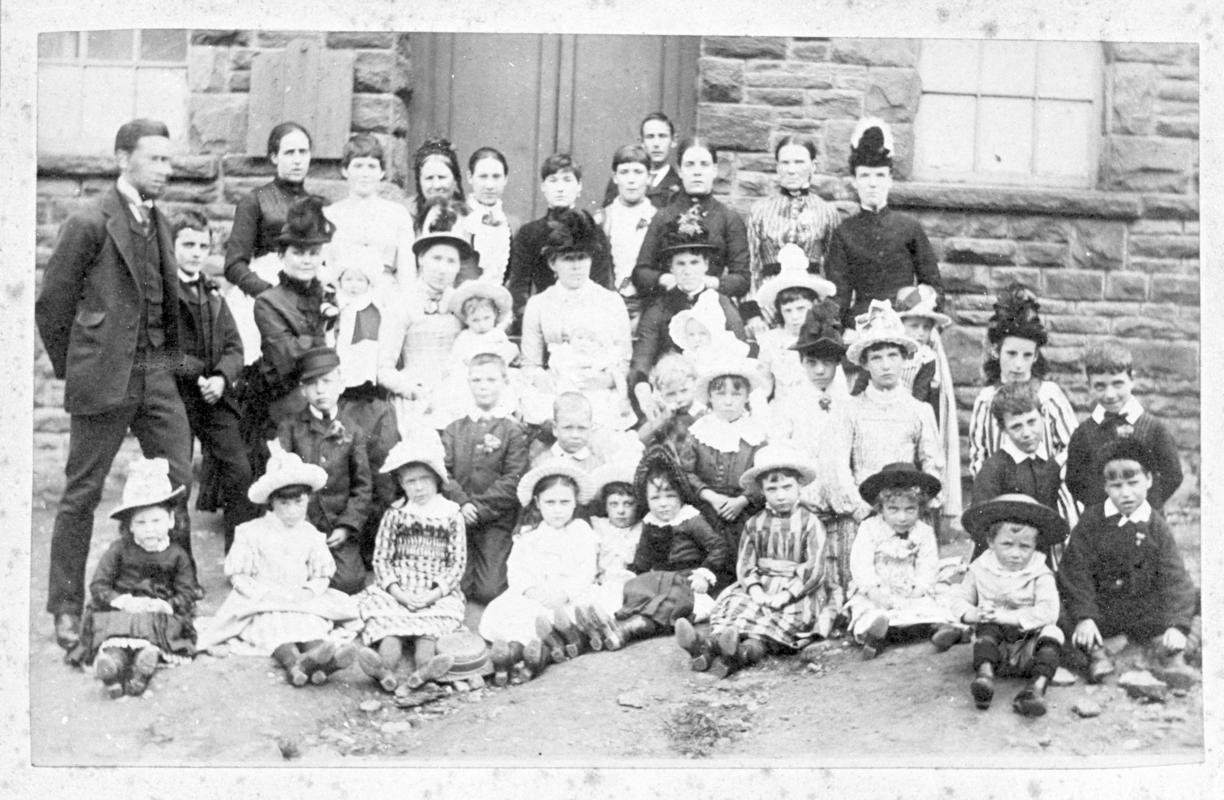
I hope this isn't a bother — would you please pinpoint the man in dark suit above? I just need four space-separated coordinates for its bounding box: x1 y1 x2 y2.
36 118 195 651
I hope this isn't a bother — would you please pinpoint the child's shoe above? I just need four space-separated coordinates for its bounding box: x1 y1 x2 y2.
357 646 399 692
404 654 455 690
1152 651 1200 690
297 641 337 685
272 643 308 686
1087 647 1115 684
737 637 767 666
1012 686 1047 717
589 605 624 651
489 640 514 688
124 646 160 697
534 615 568 664
521 639 548 681
552 608 584 658
815 607 837 639
674 618 714 671
970 664 995 710
861 612 889 660
930 624 963 652
572 606 604 652
323 643 358 676
614 614 660 647
94 647 130 699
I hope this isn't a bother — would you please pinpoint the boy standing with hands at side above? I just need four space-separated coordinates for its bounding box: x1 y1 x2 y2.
278 347 373 595
441 352 530 605
597 144 657 328
171 210 258 552
1065 341 1183 512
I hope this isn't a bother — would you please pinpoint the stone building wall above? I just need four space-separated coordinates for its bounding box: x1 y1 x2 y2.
32 35 1200 513
698 37 1199 513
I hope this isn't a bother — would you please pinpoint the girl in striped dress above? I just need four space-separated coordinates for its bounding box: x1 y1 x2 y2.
355 433 467 694
967 284 1079 528
676 446 829 678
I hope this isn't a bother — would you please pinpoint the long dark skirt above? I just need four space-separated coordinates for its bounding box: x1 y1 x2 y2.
617 570 695 627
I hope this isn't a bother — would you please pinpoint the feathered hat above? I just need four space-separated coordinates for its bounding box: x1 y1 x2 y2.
277 195 335 247
656 204 720 264
789 298 847 361
541 208 603 261
894 284 951 329
412 197 475 260
848 117 894 172
986 282 1047 347
844 299 919 365
634 445 696 508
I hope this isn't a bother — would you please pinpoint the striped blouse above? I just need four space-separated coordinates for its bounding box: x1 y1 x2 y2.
746 191 842 291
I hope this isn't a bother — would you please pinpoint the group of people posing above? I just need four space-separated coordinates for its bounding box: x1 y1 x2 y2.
37 111 1198 721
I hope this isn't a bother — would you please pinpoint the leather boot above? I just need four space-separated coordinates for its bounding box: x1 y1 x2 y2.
930 624 963 652
272 642 308 687
297 641 337 685
520 639 548 681
588 605 624 651
737 636 767 666
971 662 995 710
534 615 568 664
675 618 715 671
405 654 454 690
94 647 131 699
357 645 398 692
709 628 743 679
320 643 358 677
552 608 585 658
124 646 160 697
55 613 81 652
508 641 528 685
489 640 514 688
572 606 604 652
1012 674 1048 717
860 612 889 660
1087 646 1115 684
614 614 660 648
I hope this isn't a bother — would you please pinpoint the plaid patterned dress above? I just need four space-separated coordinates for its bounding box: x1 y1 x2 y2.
709 505 830 649
357 495 467 644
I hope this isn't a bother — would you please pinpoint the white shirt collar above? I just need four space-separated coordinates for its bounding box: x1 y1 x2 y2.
468 404 511 422
1103 498 1153 524
117 175 153 212
1000 434 1049 463
1090 396 1144 425
864 383 905 403
308 405 335 423
551 441 592 461
643 504 699 527
178 270 201 284
977 548 1049 579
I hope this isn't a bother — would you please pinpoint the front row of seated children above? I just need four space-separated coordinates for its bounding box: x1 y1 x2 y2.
80 390 1198 721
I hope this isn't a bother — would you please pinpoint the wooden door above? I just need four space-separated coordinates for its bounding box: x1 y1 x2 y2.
409 32 697 222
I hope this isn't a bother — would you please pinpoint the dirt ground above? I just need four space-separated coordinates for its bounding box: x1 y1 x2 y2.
28 444 1205 766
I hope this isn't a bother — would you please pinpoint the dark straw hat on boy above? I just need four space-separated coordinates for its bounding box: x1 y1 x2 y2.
297 346 341 383
656 205 720 263
541 208 602 260
858 462 942 505
961 493 1068 551
1095 436 1158 477
277 195 335 247
790 299 847 360
109 457 186 519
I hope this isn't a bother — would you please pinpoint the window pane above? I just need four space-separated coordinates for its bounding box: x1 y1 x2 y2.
86 29 134 61
82 66 135 150
135 68 188 139
1036 41 1099 99
38 32 78 60
918 39 979 94
1035 100 1093 178
914 93 976 175
140 29 188 62
979 40 1035 96
37 65 82 148
977 96 1033 175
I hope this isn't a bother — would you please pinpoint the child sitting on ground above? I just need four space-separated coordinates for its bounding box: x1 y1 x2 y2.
971 381 1063 561
277 347 373 595
355 432 467 695
196 448 359 686
945 494 1069 717
480 460 600 685
71 458 200 698
635 353 702 458
846 463 955 659
585 448 728 653
582 461 644 628
1057 438 1199 686
1065 340 1183 513
441 352 530 604
678 358 768 584
679 445 831 679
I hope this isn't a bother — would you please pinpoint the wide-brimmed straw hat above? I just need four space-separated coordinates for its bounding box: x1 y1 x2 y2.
248 448 328 505
961 493 1068 550
754 245 836 317
589 461 638 499
445 280 513 329
893 284 951 329
693 356 767 406
109 457 186 519
844 299 919 365
434 630 494 683
516 458 596 507
739 445 818 494
380 430 449 484
858 462 942 505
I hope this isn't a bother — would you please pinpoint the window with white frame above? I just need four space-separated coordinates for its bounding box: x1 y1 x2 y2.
37 30 189 155
913 39 1102 187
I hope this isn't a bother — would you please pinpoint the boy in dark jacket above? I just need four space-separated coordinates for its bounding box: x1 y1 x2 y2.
277 347 372 594
1057 439 1198 685
171 211 258 551
441 352 530 604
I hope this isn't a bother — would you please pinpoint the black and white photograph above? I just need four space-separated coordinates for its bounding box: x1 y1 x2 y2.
3 0 1217 796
